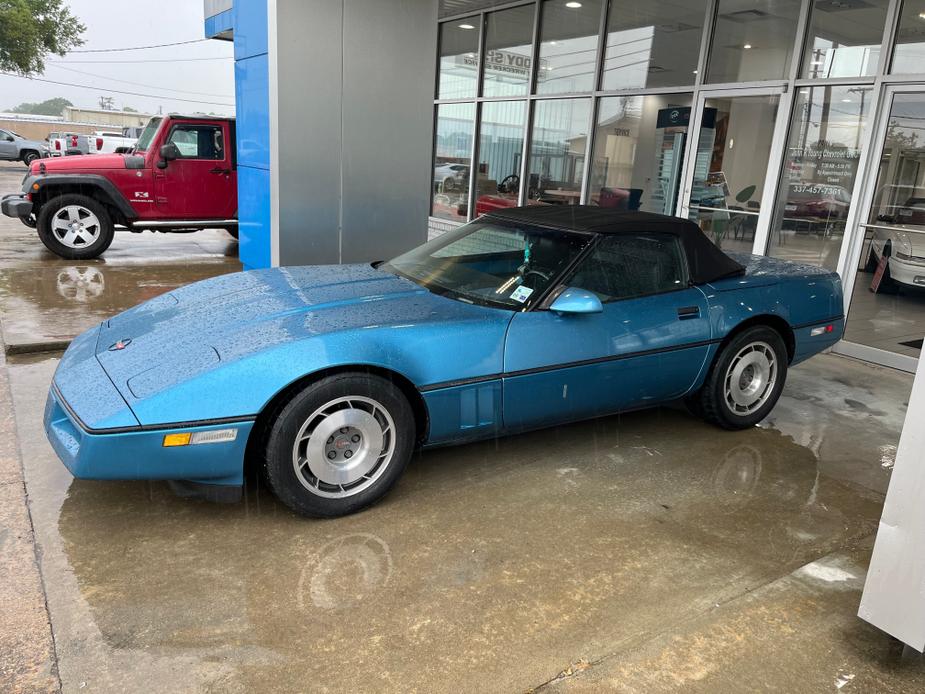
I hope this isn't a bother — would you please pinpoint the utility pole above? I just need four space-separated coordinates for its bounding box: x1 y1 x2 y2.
98 96 115 111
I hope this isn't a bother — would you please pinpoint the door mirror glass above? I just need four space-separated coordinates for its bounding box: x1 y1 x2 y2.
549 287 603 315
159 142 180 161
4 135 13 142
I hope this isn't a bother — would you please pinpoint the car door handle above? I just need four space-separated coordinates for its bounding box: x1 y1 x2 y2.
677 306 701 320
209 167 231 175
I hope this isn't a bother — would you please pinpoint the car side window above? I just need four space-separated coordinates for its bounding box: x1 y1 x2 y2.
570 233 688 302
166 125 224 160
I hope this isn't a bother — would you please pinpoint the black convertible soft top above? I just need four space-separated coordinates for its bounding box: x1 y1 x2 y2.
485 206 746 286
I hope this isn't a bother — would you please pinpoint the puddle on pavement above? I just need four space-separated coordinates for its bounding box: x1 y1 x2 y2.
0 261 239 348
6 356 893 692
0 230 240 348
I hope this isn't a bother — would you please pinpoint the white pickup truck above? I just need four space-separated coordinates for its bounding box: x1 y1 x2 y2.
88 129 139 154
47 132 89 156
47 128 140 156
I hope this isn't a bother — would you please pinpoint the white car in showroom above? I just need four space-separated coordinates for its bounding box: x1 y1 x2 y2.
868 186 925 288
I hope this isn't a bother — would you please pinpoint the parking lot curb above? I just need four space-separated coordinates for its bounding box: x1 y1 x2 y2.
3 340 71 357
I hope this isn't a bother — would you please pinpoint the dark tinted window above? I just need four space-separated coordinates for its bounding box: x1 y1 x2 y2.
571 233 687 301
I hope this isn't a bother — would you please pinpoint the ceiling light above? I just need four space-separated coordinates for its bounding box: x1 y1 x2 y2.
458 23 475 29
842 98 852 102
743 44 752 49
565 1 583 8
692 69 698 74
811 60 824 65
919 11 925 19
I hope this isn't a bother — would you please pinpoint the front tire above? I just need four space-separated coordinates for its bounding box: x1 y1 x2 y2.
36 194 115 260
263 373 415 517
21 150 40 166
693 326 788 430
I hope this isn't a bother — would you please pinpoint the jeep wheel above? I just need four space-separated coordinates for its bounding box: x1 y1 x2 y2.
21 150 40 166
37 194 115 260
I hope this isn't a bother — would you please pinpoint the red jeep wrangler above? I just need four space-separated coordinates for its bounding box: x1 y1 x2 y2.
1 114 237 259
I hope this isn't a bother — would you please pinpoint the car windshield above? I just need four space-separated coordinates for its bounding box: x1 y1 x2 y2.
133 117 162 152
381 219 592 310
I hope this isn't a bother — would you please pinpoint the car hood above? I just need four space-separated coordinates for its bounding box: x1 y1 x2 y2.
93 264 495 402
32 153 129 173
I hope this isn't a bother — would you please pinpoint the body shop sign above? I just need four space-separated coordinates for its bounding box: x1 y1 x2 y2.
457 50 541 79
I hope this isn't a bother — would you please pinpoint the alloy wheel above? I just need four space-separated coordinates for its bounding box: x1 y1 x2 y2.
723 341 778 416
51 205 101 248
292 396 396 499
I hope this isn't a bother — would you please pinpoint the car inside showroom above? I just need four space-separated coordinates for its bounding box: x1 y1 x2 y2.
7 1 925 692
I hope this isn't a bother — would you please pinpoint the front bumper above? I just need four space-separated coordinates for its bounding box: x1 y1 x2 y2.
1 193 32 219
44 384 253 487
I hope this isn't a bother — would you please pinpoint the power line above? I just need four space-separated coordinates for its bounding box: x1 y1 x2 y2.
48 57 232 64
48 63 232 99
68 38 210 53
0 73 234 107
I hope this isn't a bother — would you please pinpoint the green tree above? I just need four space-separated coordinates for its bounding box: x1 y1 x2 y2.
122 105 137 112
10 96 72 115
0 0 86 75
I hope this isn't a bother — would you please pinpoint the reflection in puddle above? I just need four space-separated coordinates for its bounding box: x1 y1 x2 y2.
56 266 105 302
711 444 763 497
297 533 393 610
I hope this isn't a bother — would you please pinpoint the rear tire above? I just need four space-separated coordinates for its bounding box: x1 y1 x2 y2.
692 326 788 430
864 246 880 273
263 373 415 517
36 194 115 260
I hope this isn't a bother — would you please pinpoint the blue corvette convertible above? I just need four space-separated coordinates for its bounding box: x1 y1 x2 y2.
45 207 844 516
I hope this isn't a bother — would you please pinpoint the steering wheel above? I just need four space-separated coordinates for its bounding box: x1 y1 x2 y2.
498 174 520 195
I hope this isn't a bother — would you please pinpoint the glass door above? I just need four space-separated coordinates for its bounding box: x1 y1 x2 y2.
679 88 789 255
838 88 925 372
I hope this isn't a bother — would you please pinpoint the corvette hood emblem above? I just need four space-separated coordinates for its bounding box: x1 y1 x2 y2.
108 338 132 351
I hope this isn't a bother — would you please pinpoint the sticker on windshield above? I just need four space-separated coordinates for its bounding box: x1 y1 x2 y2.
510 285 533 303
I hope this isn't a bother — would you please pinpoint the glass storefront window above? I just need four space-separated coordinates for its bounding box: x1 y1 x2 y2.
432 103 475 222
800 0 887 79
687 93 781 254
601 0 707 90
483 5 535 98
527 98 592 204
845 92 925 359
891 0 925 74
438 19 480 100
588 94 693 214
706 0 802 84
536 0 604 95
768 86 870 269
474 101 527 216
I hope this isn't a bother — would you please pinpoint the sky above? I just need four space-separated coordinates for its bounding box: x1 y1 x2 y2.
0 0 235 117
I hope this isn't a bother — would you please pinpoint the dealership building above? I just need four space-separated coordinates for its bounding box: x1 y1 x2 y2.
203 0 925 377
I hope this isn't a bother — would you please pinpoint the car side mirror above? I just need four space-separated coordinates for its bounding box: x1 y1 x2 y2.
4 135 13 142
158 142 181 167
549 287 603 315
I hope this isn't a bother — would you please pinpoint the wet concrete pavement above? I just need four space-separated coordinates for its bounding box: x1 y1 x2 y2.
6 350 925 693
0 162 240 352
2 160 924 692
